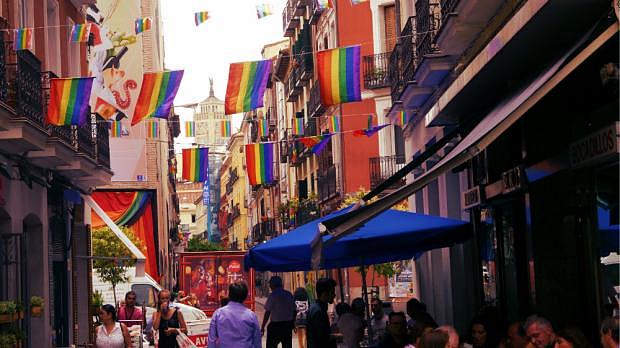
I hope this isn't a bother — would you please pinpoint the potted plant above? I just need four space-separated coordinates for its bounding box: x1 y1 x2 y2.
30 296 43 317
0 301 17 323
0 332 17 348
91 290 104 312
15 301 24 319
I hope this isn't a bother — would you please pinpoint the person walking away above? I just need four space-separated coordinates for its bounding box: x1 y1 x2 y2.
378 312 410 348
337 298 366 348
208 281 261 348
152 289 188 348
307 278 337 348
96 304 132 348
294 287 310 348
600 318 619 348
371 299 389 341
524 316 556 348
261 275 296 348
118 291 145 323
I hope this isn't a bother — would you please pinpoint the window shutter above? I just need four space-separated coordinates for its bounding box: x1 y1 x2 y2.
384 5 397 51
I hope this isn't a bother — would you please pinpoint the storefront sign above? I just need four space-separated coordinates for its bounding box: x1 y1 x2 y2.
569 122 619 168
462 186 483 210
502 166 524 194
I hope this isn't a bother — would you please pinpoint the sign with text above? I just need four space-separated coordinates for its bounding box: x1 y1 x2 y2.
569 122 619 168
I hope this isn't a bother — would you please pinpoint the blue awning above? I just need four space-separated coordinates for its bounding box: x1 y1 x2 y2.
245 207 471 272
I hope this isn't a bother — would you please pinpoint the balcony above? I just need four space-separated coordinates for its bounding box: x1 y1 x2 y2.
307 83 325 118
294 46 313 88
304 117 317 137
363 53 391 89
388 44 404 103
286 68 302 102
369 155 406 191
282 0 300 37
251 218 277 243
0 32 111 191
308 0 324 24
318 163 341 202
266 107 277 130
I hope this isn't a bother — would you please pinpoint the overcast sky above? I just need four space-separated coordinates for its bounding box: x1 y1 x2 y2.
161 0 287 147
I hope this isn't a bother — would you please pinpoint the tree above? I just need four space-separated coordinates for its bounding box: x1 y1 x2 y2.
92 226 144 306
186 235 225 252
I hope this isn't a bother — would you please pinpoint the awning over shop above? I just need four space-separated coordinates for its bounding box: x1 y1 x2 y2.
245 207 470 272
319 22 618 241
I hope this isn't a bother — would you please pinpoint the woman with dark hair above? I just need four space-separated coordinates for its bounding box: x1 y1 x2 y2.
467 316 501 348
554 327 592 348
418 330 450 348
152 289 188 348
96 304 131 348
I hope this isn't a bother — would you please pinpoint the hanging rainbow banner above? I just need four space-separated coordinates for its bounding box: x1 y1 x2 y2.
316 46 361 106
245 143 274 186
70 24 91 43
13 28 33 50
135 17 152 34
109 121 122 137
258 119 268 137
131 70 184 125
397 111 409 127
46 77 94 126
182 148 209 182
220 120 231 137
330 115 341 133
298 134 333 155
353 124 388 137
195 11 210 26
256 4 273 18
147 121 159 138
293 118 304 135
185 121 196 137
224 60 272 115
317 0 333 9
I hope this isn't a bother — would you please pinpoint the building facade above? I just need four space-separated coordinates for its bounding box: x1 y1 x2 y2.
221 131 250 251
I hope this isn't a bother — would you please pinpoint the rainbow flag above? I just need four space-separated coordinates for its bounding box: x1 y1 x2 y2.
298 134 332 155
147 121 159 138
182 148 209 182
70 24 91 43
293 118 304 135
397 111 408 127
13 28 33 51
245 143 274 186
220 120 231 137
330 115 341 133
46 77 94 126
353 124 388 137
224 60 272 115
317 0 333 9
256 4 273 18
316 46 361 106
131 70 184 125
185 121 195 137
258 119 268 137
195 11 210 26
109 121 122 137
135 17 152 34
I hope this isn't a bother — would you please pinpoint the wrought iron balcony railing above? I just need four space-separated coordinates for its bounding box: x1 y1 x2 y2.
363 52 391 89
77 114 96 159
415 0 442 62
307 83 325 118
401 16 418 84
318 163 341 202
389 44 404 103
282 0 300 37
369 155 407 190
96 115 110 168
6 48 45 129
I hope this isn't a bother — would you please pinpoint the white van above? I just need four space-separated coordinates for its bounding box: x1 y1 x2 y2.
93 267 162 307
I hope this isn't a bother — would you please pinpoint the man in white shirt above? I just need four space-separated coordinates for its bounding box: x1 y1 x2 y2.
261 275 296 348
370 298 389 342
338 298 366 348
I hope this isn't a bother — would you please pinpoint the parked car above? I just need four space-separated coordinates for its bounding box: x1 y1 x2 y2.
144 303 210 347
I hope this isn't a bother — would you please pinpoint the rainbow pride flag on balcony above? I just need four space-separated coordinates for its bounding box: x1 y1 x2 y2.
258 119 269 137
182 148 209 182
147 120 159 138
220 120 231 137
135 17 152 34
316 46 361 106
293 118 304 135
397 111 409 127
109 121 122 137
185 121 195 137
46 77 94 126
70 24 91 43
245 143 274 186
225 60 272 115
330 115 340 133
195 11 210 26
13 28 33 50
298 134 333 155
256 4 273 18
131 70 184 125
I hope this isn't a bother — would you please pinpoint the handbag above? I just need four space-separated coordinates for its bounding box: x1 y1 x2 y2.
175 331 198 348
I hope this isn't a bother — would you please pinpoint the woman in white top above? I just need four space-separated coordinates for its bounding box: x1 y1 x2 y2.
96 304 132 348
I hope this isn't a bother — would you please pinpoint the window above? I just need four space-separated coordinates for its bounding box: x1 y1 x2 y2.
384 5 397 51
191 214 196 223
45 0 61 73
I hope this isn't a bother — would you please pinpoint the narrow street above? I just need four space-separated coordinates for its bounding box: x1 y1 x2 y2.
255 298 302 348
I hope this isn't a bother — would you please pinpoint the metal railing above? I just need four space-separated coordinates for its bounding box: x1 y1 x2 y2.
304 117 317 137
363 52 391 89
96 115 110 168
401 16 418 84
307 83 325 118
439 0 459 26
0 32 7 103
369 155 407 189
389 44 404 103
77 115 96 159
13 50 44 128
282 0 300 37
415 0 442 62
318 163 341 202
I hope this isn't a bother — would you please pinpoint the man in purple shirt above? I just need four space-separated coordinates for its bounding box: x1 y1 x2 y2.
208 281 262 348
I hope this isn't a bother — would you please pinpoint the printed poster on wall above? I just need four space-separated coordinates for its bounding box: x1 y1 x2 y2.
388 259 416 298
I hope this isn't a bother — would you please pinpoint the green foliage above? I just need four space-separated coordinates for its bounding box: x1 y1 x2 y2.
0 301 16 314
187 235 225 252
91 290 104 307
92 226 145 304
29 296 43 308
0 333 17 347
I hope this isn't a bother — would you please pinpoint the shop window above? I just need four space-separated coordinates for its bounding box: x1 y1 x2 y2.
478 208 499 306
